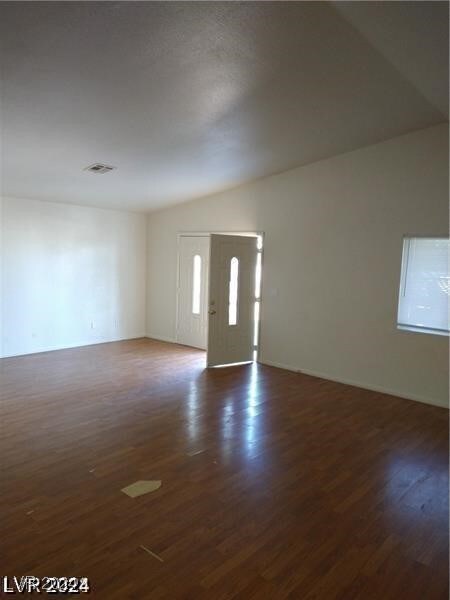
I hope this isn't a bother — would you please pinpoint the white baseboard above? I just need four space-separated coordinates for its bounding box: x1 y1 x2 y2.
145 334 177 344
258 359 448 409
3 337 445 409
0 334 146 359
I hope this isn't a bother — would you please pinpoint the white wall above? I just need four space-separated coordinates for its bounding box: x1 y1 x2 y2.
147 123 449 407
1 197 147 357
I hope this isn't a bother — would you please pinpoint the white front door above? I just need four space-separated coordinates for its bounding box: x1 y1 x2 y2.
176 236 210 349
207 234 258 367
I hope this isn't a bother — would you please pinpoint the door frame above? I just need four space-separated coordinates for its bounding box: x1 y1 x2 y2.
175 231 265 360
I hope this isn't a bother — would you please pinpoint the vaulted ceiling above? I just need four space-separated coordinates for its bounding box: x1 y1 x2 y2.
1 1 448 212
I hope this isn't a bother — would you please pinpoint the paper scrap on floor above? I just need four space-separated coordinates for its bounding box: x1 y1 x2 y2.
121 480 162 498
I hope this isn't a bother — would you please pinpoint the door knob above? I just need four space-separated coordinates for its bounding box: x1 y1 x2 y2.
208 309 217 315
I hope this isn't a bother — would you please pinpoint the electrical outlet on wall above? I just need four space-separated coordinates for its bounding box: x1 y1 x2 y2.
90 321 95 329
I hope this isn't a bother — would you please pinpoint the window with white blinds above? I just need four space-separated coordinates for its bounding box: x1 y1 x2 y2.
397 237 449 335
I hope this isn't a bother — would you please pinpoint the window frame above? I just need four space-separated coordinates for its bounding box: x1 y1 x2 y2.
192 254 202 316
228 256 239 326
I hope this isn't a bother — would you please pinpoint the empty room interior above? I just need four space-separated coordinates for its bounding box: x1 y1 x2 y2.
1 1 449 598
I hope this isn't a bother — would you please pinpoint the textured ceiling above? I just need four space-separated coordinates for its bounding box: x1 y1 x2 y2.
0 1 448 212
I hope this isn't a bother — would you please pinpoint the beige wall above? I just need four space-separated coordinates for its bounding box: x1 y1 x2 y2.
1 196 147 357
147 123 449 407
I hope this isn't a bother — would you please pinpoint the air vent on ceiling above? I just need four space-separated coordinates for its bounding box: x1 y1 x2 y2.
84 163 116 174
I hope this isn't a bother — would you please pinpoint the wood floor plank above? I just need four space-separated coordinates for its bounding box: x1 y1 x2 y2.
1 338 448 598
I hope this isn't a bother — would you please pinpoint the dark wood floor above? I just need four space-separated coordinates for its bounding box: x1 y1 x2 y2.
1 338 448 599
